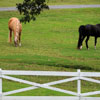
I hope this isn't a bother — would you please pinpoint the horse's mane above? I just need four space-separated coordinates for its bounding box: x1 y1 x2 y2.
16 20 20 39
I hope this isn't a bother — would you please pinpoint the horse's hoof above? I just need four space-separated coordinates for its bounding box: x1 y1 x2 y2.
15 45 18 47
15 44 18 47
87 48 89 50
19 43 21 47
80 46 82 50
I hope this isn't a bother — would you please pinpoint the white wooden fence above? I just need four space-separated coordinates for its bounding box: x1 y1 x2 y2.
0 69 100 100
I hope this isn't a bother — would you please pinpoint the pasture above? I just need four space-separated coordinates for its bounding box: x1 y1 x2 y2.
0 0 100 7
0 8 100 96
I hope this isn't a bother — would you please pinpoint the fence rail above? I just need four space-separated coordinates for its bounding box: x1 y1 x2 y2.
2 70 100 77
0 69 100 100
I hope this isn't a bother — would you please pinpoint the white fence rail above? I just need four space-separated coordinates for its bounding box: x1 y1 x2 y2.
0 69 100 100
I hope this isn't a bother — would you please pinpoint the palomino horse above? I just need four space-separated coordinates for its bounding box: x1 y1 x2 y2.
8 17 22 47
77 24 100 50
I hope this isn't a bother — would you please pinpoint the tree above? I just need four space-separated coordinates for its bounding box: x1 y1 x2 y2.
16 0 49 23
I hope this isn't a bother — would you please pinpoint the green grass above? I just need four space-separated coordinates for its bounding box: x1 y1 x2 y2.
47 0 100 5
0 0 23 7
0 0 100 7
0 8 100 96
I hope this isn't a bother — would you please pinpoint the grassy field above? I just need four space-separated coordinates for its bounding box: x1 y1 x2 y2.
0 0 100 7
47 0 100 5
0 8 100 96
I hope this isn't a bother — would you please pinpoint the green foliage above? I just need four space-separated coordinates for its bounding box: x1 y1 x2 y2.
16 0 49 23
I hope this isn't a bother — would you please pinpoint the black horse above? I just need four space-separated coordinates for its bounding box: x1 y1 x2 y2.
77 24 100 50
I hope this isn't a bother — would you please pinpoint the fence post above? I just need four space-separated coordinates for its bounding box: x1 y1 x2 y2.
0 69 2 100
77 69 81 100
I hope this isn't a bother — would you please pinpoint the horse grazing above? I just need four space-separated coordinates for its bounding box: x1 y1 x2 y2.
8 17 22 47
77 24 100 50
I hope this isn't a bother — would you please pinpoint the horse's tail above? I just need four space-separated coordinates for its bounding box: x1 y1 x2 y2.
77 25 85 49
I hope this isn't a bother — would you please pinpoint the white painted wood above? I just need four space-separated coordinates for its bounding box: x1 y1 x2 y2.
81 91 100 96
3 75 77 96
1 96 100 100
80 77 100 84
1 96 79 100
3 86 38 96
80 97 100 100
2 70 100 77
0 69 2 97
77 70 81 96
46 77 79 86
0 69 100 100
80 72 100 77
3 77 78 96
2 70 78 76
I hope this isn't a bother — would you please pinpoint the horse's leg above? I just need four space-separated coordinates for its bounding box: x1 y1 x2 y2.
8 29 12 43
80 36 85 49
95 37 97 49
14 31 18 47
19 32 21 46
85 36 90 49
77 34 83 49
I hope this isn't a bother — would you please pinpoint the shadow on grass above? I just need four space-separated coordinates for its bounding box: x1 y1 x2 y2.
0 55 100 72
36 62 97 71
